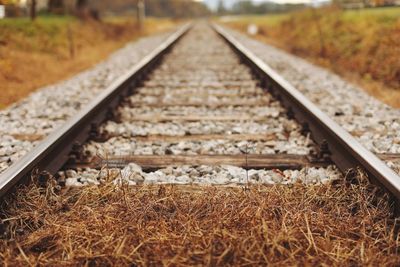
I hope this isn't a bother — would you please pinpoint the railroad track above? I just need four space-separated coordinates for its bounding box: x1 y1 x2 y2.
0 22 399 206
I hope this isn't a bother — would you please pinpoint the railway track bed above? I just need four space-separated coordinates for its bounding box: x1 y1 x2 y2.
0 23 399 265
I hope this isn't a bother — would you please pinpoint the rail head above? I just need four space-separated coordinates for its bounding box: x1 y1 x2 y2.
0 24 192 198
212 24 400 202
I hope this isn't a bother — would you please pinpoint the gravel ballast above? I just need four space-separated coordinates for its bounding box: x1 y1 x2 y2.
83 135 312 157
62 163 340 187
60 23 334 187
3 23 395 183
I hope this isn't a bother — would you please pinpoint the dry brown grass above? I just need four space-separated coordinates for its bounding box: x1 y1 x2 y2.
0 17 177 109
224 7 400 108
0 171 398 266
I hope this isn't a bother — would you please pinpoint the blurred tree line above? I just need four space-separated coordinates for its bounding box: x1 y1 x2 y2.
331 0 399 8
0 0 210 19
216 0 400 14
216 0 306 15
231 1 306 14
50 0 210 18
144 0 210 18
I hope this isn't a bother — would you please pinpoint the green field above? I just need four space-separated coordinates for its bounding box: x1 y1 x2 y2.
223 6 400 26
0 15 75 36
220 13 289 26
344 6 400 20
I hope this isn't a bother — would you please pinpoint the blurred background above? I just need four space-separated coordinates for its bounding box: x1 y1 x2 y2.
0 0 399 108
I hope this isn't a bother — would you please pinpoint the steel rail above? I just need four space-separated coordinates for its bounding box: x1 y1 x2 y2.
0 24 191 198
213 24 400 202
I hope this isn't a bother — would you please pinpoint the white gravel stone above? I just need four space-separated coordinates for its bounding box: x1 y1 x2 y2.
63 164 341 187
101 119 301 137
128 93 271 106
118 105 282 119
83 134 313 157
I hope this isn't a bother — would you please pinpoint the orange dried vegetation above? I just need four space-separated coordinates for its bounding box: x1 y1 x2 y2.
0 17 176 109
0 172 398 266
225 7 400 107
